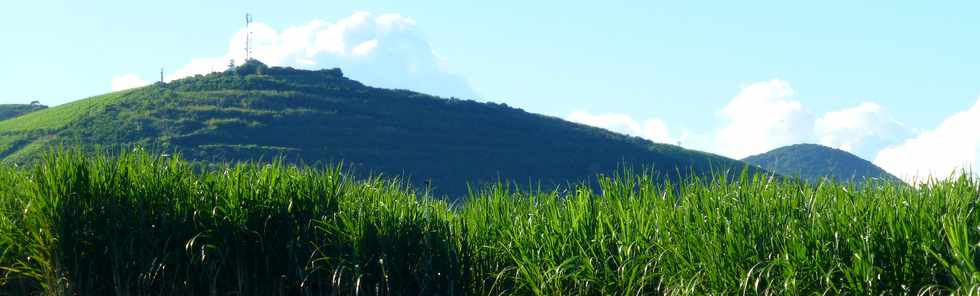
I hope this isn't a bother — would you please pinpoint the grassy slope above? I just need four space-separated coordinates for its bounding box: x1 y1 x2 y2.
1 152 978 295
0 104 47 121
0 91 132 159
0 91 133 132
742 143 902 184
0 104 48 153
0 61 759 197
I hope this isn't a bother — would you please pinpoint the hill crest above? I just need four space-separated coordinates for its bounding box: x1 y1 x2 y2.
0 61 761 197
742 143 901 185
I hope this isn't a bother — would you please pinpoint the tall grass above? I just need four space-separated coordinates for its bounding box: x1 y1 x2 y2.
0 151 462 295
1 151 979 295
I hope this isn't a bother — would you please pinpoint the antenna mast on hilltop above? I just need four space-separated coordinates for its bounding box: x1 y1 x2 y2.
245 13 253 62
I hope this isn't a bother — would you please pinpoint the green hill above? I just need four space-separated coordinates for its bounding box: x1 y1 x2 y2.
0 60 760 197
742 143 901 185
0 103 47 121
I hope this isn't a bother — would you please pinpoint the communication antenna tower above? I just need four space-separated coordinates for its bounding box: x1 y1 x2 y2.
245 13 253 61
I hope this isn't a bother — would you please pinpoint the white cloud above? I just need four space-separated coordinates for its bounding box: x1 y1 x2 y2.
110 74 149 91
711 79 910 160
161 12 477 99
715 79 815 159
565 79 912 159
566 80 911 161
874 98 980 183
815 102 911 158
566 111 685 145
567 79 915 164
351 40 378 56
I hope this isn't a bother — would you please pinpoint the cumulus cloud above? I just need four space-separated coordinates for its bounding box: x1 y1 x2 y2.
567 80 911 161
711 79 910 160
163 12 477 99
566 111 686 145
110 74 149 91
814 102 911 159
715 79 815 159
874 98 980 183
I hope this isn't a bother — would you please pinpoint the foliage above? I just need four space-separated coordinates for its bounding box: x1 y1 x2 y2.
1 151 979 295
0 103 47 121
0 91 130 133
742 143 903 185
0 150 461 295
0 60 757 198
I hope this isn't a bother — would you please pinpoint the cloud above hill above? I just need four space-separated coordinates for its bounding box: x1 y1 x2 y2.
566 80 979 182
874 98 980 183
715 80 910 160
714 79 814 159
119 12 477 99
566 111 684 144
815 102 912 160
567 79 910 162
110 74 149 91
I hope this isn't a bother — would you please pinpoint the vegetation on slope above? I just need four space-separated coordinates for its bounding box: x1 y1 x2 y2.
2 151 980 295
0 103 47 121
742 143 902 185
0 60 756 198
0 92 131 161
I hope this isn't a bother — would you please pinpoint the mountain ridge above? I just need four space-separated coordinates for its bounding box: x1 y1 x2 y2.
0 60 764 197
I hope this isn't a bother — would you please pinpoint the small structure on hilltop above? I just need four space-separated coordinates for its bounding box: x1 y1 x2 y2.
245 13 254 62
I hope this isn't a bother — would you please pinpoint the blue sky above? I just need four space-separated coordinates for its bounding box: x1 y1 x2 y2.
2 0 979 181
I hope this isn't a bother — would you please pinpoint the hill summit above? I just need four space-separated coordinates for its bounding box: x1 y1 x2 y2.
742 143 902 185
0 60 758 197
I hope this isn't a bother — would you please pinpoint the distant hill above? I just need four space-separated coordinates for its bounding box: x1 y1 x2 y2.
742 143 901 185
0 103 47 121
0 60 763 197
